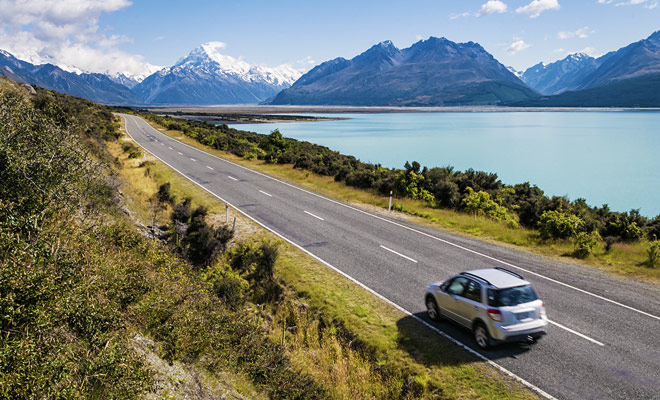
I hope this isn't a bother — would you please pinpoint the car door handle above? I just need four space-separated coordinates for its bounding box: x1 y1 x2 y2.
473 306 479 310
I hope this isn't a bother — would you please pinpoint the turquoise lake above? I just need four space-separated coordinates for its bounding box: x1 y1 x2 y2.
232 112 660 217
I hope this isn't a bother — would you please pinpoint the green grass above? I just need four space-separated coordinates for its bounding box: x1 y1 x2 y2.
139 116 660 285
121 116 540 399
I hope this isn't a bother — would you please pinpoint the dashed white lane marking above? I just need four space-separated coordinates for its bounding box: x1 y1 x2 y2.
206 166 214 170
119 114 555 399
227 175 238 181
168 146 173 150
161 143 165 146
259 190 272 197
177 152 183 155
304 210 325 221
190 158 196 162
380 245 418 263
547 320 605 346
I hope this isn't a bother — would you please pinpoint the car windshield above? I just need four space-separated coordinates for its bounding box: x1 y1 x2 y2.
487 285 538 307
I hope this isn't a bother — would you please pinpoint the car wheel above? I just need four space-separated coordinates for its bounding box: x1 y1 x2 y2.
474 322 491 350
426 296 441 321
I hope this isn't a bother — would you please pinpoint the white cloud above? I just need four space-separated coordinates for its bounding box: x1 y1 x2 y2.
449 11 471 20
0 0 160 79
477 1 508 17
558 26 593 39
507 39 531 55
601 0 657 7
516 0 560 18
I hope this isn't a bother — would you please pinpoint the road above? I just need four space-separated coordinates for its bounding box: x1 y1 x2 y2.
120 113 660 400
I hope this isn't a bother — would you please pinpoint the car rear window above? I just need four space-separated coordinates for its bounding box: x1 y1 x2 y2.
487 285 538 307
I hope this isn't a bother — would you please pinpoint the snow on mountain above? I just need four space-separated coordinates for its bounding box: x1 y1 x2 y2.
133 42 302 104
170 42 300 86
521 53 600 95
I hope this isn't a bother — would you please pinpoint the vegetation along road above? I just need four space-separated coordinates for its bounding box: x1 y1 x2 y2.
120 113 660 400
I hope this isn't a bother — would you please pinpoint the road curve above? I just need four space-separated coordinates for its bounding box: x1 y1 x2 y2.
119 114 660 400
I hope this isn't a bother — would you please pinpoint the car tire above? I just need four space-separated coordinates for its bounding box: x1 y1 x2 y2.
473 322 492 350
426 296 441 322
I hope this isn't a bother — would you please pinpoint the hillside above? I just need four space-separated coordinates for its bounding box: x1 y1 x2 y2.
269 37 539 106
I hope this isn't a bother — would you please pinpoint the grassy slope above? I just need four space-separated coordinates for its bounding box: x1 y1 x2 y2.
139 117 660 284
117 117 538 399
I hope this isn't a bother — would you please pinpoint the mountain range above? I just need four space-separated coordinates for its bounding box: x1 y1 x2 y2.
268 38 538 106
1 30 660 107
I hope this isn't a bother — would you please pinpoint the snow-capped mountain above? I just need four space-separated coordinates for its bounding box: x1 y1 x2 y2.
0 49 141 104
133 42 301 104
521 53 600 95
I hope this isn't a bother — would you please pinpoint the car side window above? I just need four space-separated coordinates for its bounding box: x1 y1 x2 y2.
464 279 482 303
447 277 468 296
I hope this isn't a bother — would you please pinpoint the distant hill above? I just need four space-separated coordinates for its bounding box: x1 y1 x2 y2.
519 30 660 104
521 53 601 95
133 42 301 105
0 50 141 104
511 73 660 107
269 37 539 106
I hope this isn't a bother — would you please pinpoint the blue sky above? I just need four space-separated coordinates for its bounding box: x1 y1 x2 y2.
1 0 659 77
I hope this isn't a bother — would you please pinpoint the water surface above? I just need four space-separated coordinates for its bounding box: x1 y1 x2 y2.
232 112 660 217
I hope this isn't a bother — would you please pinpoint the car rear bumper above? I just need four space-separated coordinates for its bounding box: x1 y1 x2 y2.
490 319 547 342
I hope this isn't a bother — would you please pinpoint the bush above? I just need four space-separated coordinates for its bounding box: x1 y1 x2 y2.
538 210 583 240
461 187 518 228
574 231 602 259
647 240 660 268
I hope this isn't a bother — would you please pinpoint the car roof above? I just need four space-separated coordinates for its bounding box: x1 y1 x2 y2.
460 268 529 289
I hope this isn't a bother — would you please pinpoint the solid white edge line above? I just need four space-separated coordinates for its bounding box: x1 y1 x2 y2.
227 175 238 181
128 113 660 323
259 190 272 197
120 114 556 400
380 245 418 263
547 320 605 346
304 210 325 221
206 166 214 170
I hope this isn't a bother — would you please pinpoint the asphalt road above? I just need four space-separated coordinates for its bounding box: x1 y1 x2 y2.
120 113 660 400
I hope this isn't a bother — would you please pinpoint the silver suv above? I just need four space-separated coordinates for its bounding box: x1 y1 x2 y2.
425 267 547 349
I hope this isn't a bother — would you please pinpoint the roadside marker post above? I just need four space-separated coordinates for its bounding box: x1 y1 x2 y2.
225 202 229 224
388 191 393 212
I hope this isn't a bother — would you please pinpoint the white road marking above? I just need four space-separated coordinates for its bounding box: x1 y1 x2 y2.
380 245 418 263
120 114 556 399
161 143 165 146
177 152 183 155
227 175 238 181
206 166 214 170
168 146 172 150
259 190 272 197
304 210 325 221
547 319 605 346
190 158 196 162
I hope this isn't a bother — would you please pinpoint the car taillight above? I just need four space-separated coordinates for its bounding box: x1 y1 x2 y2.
540 301 547 317
487 308 502 322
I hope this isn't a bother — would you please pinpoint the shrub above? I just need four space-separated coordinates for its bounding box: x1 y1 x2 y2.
647 240 660 268
538 210 583 240
574 231 602 259
462 187 518 228
157 182 174 205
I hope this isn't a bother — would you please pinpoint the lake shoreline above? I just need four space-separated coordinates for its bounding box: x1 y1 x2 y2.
146 104 660 115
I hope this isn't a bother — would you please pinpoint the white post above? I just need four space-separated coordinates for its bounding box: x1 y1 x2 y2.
232 217 237 232
225 202 229 224
388 191 393 212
